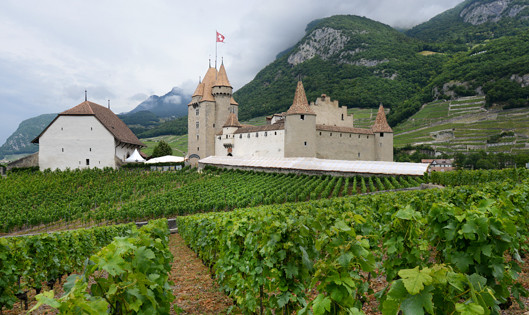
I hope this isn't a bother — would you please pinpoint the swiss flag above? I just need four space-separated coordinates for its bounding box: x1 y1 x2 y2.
216 31 225 43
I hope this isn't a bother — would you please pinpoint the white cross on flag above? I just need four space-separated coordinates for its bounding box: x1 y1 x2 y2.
216 31 225 43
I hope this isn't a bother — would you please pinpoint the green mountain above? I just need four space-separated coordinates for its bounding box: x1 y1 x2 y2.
406 0 529 43
234 15 448 121
0 114 56 160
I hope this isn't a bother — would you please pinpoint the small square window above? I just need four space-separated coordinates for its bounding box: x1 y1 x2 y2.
304 141 307 146
86 159 90 166
239 134 242 139
300 115 305 120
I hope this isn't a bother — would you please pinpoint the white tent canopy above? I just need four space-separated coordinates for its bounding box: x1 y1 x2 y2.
145 155 185 164
125 149 145 163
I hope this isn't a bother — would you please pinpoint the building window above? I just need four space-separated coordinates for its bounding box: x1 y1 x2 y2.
61 148 64 152
340 133 342 137
380 132 384 137
380 143 383 147
304 141 307 146
89 148 92 152
358 135 360 138
275 132 277 135
61 127 63 131
247 134 250 138
239 134 242 139
218 136 221 140
330 133 332 136
196 122 199 128
319 132 322 136
349 134 351 138
91 127 93 131
226 135 229 139
367 136 369 139
213 123 215 128
341 114 344 120
358 152 361 157
197 147 199 151
300 115 305 120
197 135 200 140
196 108 199 116
256 132 259 137
86 159 90 166
265 132 267 136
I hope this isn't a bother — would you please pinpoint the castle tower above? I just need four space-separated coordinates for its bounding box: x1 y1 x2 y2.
284 81 316 158
372 104 393 161
187 63 237 166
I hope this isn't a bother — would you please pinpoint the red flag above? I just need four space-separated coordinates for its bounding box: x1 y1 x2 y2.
216 31 225 43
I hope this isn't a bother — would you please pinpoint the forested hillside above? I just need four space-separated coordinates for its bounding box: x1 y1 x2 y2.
234 15 448 121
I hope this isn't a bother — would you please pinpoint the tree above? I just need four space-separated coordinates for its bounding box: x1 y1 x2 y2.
151 141 172 158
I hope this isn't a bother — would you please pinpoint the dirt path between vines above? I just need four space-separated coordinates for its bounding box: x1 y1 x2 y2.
169 233 235 314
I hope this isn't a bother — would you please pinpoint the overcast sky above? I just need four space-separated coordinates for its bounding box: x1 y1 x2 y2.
0 0 463 145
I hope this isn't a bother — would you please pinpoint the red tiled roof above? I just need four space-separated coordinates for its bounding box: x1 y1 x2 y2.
223 113 242 127
214 63 231 87
234 120 285 134
316 124 374 135
33 101 144 147
371 104 393 133
286 81 316 116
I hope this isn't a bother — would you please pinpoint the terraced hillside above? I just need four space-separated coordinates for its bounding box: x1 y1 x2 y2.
394 96 529 154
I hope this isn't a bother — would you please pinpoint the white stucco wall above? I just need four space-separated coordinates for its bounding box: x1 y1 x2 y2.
115 145 138 162
39 116 116 170
215 129 285 158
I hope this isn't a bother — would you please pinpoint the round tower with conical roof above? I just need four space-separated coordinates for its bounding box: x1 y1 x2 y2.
284 81 317 158
371 104 393 161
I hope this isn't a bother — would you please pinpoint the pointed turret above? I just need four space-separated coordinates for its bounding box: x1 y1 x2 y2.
223 112 242 128
200 67 217 102
214 63 232 88
371 104 393 133
286 81 316 116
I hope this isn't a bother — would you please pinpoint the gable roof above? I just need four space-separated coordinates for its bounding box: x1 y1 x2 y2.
32 101 144 147
371 104 393 133
286 81 316 116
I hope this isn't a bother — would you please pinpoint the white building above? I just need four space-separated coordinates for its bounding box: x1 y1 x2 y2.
32 100 145 171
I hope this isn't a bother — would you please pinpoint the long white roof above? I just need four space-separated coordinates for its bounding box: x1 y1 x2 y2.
199 156 429 176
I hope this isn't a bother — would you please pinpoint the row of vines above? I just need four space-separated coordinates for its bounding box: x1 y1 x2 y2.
0 223 135 313
30 218 174 314
177 172 529 314
0 166 426 233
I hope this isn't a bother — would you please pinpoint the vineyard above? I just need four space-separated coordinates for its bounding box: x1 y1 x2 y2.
0 219 173 314
177 169 529 314
1 167 528 314
0 167 425 233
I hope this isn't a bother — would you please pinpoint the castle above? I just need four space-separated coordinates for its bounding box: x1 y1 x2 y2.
187 64 393 167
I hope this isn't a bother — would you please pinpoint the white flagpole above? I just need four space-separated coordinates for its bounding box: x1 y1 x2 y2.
215 31 218 70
